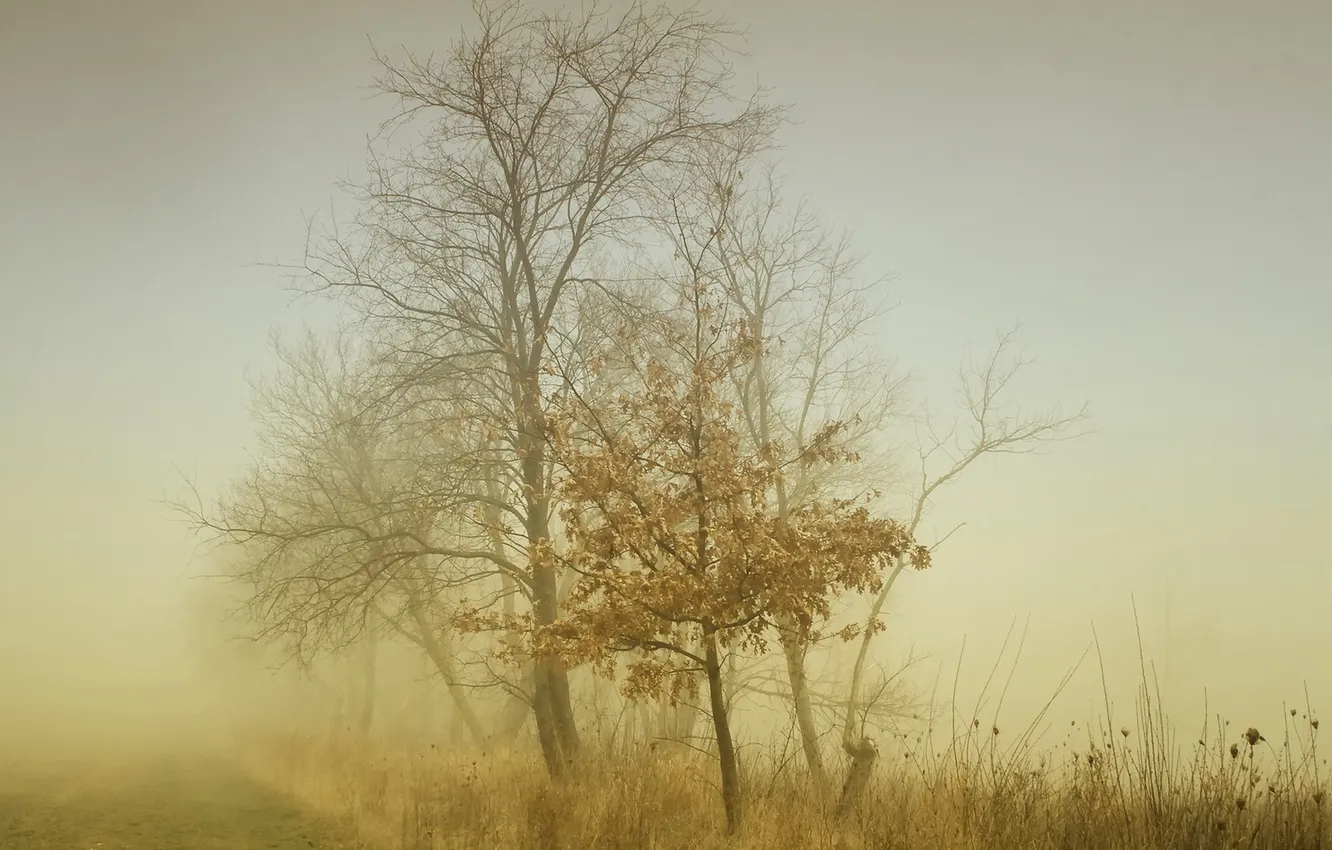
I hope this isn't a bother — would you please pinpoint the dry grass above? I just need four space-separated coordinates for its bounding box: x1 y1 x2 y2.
0 754 356 849
240 698 1328 850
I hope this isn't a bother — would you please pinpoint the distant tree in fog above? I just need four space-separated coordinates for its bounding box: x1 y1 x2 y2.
177 329 499 743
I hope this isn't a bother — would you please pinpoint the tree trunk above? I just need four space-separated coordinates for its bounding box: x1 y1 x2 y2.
704 632 742 835
484 457 539 746
548 656 580 754
494 666 536 742
356 630 378 738
489 569 586 746
836 737 879 817
531 566 572 774
450 704 465 742
833 553 909 809
777 624 826 784
328 690 348 740
522 421 582 771
658 692 699 744
531 661 567 774
407 602 488 745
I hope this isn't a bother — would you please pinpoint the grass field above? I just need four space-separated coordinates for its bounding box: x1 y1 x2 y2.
240 706 1331 850
2 702 1325 850
0 754 358 850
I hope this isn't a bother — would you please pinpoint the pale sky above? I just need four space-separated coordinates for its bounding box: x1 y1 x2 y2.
1 0 1329 745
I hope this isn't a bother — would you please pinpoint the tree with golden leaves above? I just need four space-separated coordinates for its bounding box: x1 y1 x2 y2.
535 248 929 831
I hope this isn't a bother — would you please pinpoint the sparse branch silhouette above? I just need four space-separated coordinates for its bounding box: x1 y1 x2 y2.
275 0 784 775
836 326 1091 811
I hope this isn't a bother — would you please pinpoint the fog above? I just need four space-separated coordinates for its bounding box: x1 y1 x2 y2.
1 0 1329 771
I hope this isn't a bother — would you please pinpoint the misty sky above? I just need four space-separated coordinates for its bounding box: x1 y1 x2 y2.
1 0 1329 739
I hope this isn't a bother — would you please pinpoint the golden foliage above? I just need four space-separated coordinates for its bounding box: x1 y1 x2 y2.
534 287 929 701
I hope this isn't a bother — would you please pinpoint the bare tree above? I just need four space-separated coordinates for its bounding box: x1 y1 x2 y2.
836 327 1091 813
176 329 510 745
290 0 782 774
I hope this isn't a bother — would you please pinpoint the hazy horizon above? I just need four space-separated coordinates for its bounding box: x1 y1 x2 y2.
2 0 1329 756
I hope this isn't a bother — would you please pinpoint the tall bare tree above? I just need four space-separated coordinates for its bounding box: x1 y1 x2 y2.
292 0 781 774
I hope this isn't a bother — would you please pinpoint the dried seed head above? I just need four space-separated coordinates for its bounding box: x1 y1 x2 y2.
1121 727 1130 738
992 726 1000 736
1292 709 1299 717
1244 727 1264 746
1230 743 1240 759
1313 718 1320 730
1236 798 1246 811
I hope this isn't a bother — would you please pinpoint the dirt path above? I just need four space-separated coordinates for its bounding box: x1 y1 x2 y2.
0 754 359 849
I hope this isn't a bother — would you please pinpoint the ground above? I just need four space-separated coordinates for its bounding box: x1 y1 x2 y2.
0 754 357 850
